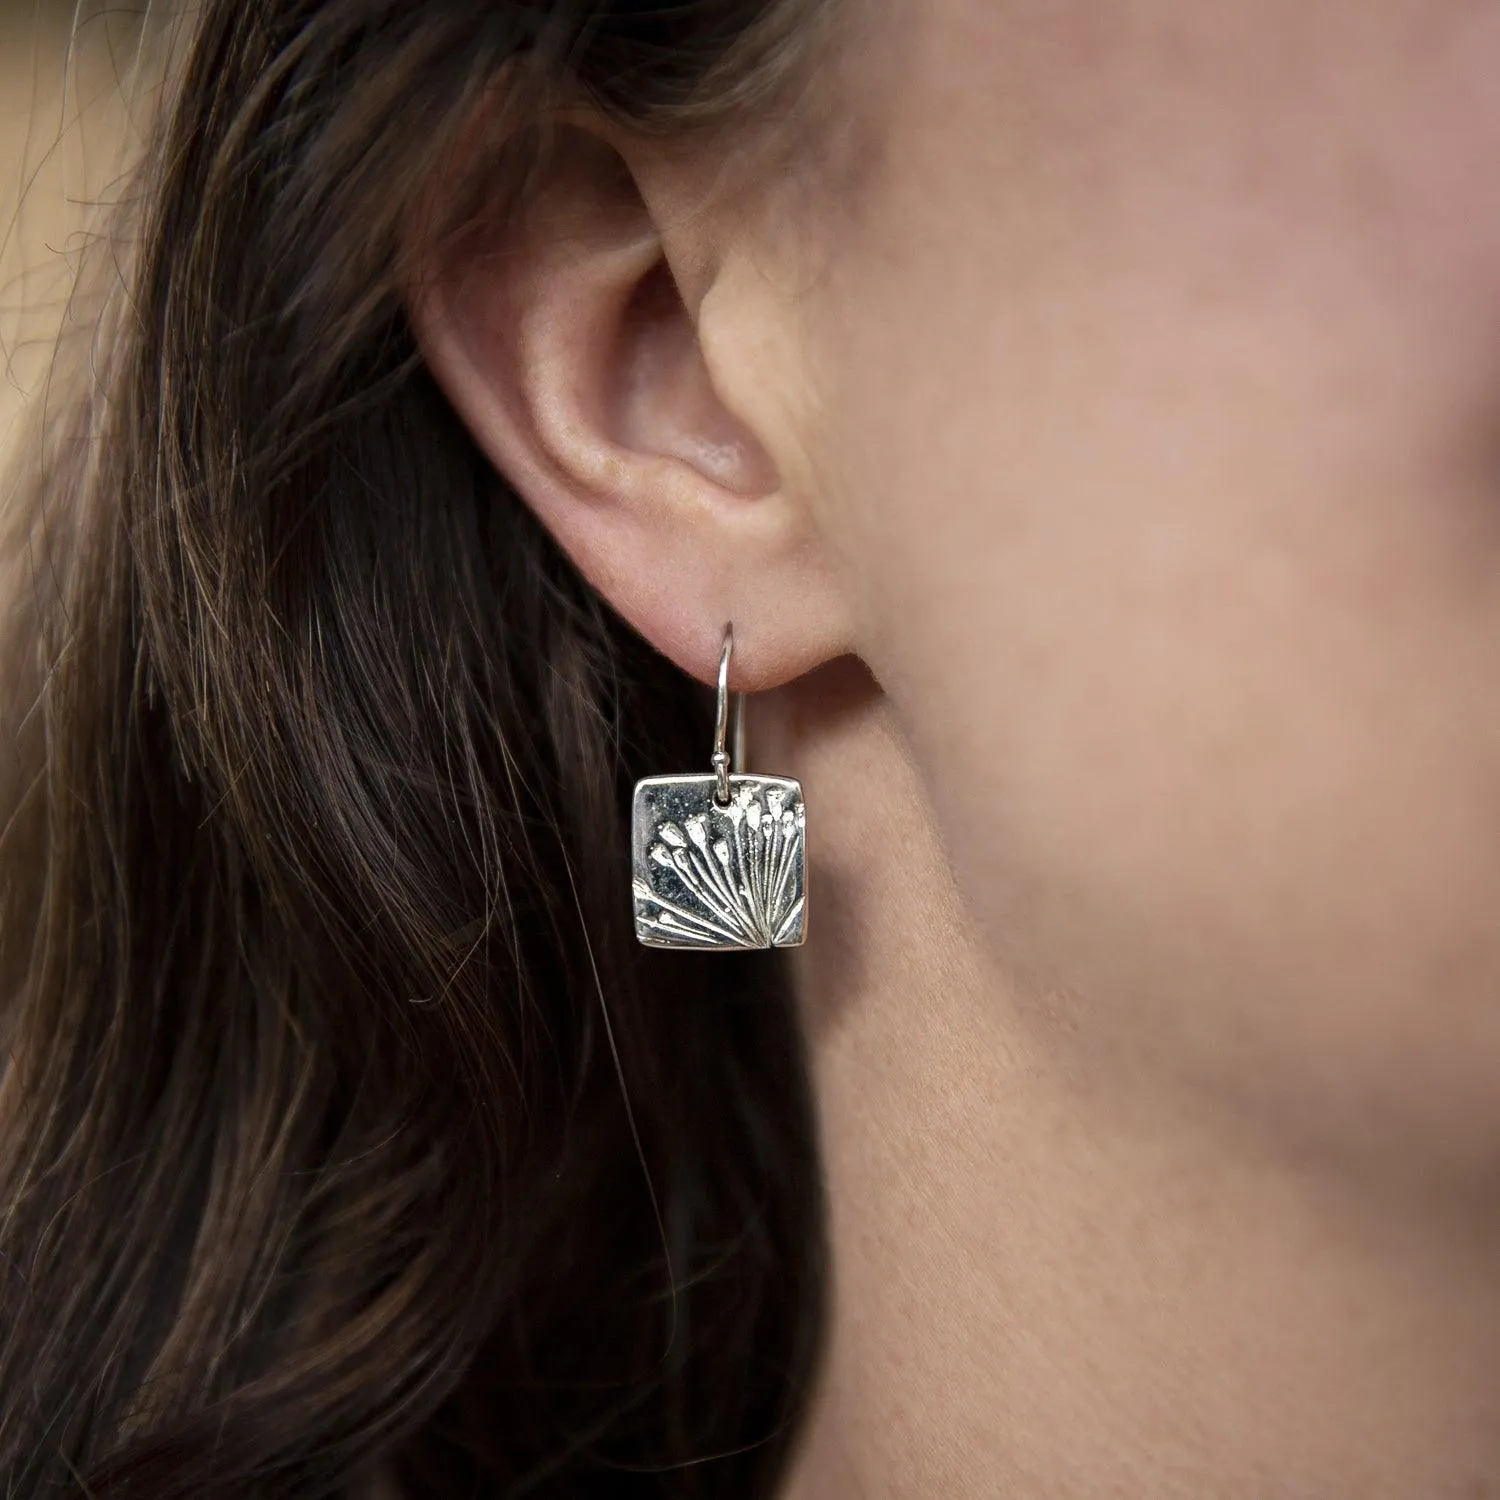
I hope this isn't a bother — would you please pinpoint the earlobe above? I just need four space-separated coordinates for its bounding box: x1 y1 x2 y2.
403 119 852 691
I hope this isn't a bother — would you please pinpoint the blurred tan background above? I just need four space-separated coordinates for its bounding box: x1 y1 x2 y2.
1 0 160 461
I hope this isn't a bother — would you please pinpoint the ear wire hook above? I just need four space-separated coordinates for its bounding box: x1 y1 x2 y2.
712 622 745 805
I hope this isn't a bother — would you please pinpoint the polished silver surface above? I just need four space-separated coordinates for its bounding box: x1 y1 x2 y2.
712 624 745 806
632 773 807 949
632 621 806 950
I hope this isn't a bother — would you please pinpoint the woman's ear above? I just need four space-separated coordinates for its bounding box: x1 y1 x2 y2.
403 115 853 692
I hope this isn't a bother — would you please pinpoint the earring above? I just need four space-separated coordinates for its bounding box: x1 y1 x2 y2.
631 623 807 950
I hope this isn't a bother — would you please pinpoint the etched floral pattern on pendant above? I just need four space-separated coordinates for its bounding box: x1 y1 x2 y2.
631 774 807 950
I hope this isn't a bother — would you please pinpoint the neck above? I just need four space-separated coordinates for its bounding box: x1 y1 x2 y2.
764 658 1500 1499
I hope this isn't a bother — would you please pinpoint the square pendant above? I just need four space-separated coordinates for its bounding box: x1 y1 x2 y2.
632 773 807 950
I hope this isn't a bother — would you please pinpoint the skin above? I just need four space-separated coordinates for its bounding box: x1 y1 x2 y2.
411 1 1500 1493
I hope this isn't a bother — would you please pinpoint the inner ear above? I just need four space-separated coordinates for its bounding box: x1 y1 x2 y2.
609 257 780 495
405 115 847 689
408 118 782 513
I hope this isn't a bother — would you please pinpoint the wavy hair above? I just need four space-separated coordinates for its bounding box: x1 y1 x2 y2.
0 2 834 1494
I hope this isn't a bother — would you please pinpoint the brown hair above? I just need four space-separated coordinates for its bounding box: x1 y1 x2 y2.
0 2 835 1494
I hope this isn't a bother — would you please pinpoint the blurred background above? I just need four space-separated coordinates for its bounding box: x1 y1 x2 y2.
1 0 160 460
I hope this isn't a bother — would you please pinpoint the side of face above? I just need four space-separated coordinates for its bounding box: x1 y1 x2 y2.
793 0 1500 1190
406 0 1500 1202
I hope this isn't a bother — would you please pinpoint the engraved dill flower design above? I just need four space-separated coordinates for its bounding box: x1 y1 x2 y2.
633 782 806 948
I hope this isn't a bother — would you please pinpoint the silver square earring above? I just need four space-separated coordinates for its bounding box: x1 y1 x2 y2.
631 623 807 950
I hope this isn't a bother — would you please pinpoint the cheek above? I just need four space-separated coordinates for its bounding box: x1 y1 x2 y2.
832 379 1500 1188
809 0 1500 1182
